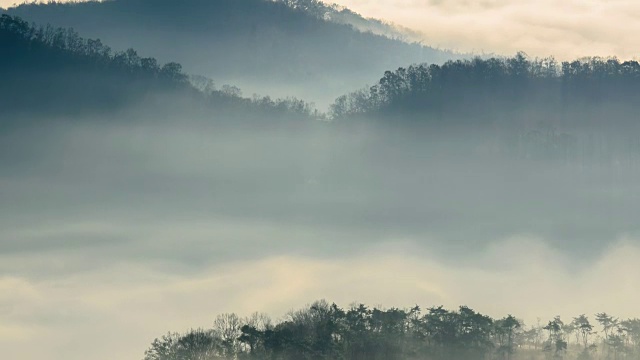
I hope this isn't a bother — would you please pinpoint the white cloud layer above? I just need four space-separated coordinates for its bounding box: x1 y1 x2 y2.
330 0 640 59
2 234 640 360
1 118 639 359
2 0 638 59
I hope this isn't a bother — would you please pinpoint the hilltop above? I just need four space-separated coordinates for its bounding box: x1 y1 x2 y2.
5 0 458 107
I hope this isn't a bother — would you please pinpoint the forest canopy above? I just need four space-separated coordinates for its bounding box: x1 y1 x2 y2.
143 300 640 360
331 53 640 125
0 14 321 121
3 3 640 360
3 12 640 164
4 0 458 106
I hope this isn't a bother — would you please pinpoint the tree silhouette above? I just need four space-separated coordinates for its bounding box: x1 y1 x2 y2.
144 301 640 360
0 14 321 123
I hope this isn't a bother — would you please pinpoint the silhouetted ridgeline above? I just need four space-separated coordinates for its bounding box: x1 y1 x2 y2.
0 14 320 121
275 0 423 41
4 10 640 162
5 0 458 106
0 14 188 117
144 300 640 360
330 53 640 163
332 53 640 124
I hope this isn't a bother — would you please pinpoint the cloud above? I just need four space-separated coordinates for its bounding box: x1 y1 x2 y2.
3 0 639 59
2 236 640 360
0 0 65 9
1 99 639 359
331 0 640 59
2 2 640 359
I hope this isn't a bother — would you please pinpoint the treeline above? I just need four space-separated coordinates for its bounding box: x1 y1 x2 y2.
329 53 640 163
144 300 640 360
0 14 321 120
275 0 421 41
5 0 457 106
331 53 640 124
0 13 192 116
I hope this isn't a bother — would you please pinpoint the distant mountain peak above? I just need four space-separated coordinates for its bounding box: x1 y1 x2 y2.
272 0 424 42
6 0 460 108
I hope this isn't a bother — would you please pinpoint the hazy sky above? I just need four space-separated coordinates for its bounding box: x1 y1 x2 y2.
3 0 639 59
2 116 640 359
3 1 640 359
330 0 640 59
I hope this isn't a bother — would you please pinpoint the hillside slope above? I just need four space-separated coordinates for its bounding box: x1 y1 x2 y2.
5 0 458 107
0 14 319 123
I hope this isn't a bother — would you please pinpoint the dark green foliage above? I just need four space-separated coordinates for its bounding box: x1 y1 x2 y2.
0 14 321 121
277 0 421 41
329 53 640 164
331 53 640 126
144 330 225 360
6 0 452 76
0 14 190 117
144 302 640 360
5 0 458 105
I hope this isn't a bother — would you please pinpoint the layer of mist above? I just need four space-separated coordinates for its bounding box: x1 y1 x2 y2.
4 0 459 108
2 6 640 360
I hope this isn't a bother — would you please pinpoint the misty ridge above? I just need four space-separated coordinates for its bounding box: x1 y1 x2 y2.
0 14 322 122
4 11 640 166
144 300 640 360
5 0 458 107
3 1 640 360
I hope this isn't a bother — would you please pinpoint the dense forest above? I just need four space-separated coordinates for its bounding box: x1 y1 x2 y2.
5 10 640 164
329 53 640 164
144 300 640 360
4 11 638 259
3 2 640 360
275 0 423 41
0 14 321 121
4 0 457 106
332 53 640 122
5 10 640 163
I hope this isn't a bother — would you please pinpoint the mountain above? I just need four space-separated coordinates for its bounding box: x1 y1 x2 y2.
275 0 424 42
332 53 640 122
4 0 459 108
330 53 640 163
0 14 319 122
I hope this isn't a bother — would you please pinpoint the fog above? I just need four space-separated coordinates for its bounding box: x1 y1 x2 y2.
3 4 640 358
4 0 458 109
2 105 640 358
6 0 640 60
330 0 640 60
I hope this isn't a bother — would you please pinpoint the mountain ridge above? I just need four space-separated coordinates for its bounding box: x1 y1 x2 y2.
4 0 460 108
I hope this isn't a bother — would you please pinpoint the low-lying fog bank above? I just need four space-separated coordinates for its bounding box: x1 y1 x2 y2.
1 111 640 358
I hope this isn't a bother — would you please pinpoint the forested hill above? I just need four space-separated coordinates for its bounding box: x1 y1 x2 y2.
0 14 190 118
332 53 640 127
328 53 640 163
0 14 319 121
275 0 423 41
4 0 458 107
143 300 640 360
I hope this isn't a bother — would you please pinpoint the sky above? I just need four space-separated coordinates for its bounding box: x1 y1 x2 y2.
3 1 640 359
3 0 639 59
2 117 640 359
331 0 640 60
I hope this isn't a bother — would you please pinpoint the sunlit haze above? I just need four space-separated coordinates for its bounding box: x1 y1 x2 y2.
3 0 640 359
326 0 640 59
4 0 640 58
